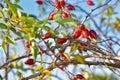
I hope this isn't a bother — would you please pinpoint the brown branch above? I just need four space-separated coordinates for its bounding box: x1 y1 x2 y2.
0 54 31 69
21 59 120 80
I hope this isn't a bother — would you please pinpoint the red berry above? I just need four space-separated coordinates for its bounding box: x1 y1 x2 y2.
80 29 89 38
108 41 112 47
67 4 75 10
57 2 62 9
48 14 55 20
59 64 64 69
25 41 31 48
74 30 81 38
36 0 43 5
89 30 98 39
76 74 85 79
78 24 85 31
58 37 67 44
62 11 69 18
25 58 34 65
61 54 67 60
72 77 77 80
60 0 66 8
87 0 94 6
55 0 62 9
43 32 52 39
79 42 87 47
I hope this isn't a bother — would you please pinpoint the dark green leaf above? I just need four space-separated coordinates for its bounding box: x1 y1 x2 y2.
6 35 15 44
0 23 7 29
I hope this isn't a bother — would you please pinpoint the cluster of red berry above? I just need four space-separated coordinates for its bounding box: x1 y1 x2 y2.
74 24 97 40
48 0 75 20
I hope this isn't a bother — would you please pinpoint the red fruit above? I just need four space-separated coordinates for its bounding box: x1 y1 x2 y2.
60 0 66 8
78 24 85 31
26 41 31 48
48 14 55 20
36 0 43 5
80 29 89 38
87 0 94 6
58 37 67 44
61 54 67 60
72 77 77 80
43 32 52 39
79 42 87 46
25 58 34 65
76 74 85 79
62 11 69 18
74 30 81 38
67 4 75 10
57 2 62 9
89 30 98 39
59 64 64 69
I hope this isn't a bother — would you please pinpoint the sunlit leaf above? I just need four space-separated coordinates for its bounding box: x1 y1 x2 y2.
56 18 77 27
70 44 79 53
71 54 85 64
31 41 39 61
34 65 43 72
64 53 71 61
53 13 61 20
2 40 6 54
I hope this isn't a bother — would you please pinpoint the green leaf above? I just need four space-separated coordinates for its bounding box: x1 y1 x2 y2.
10 27 21 36
16 71 22 79
70 44 79 53
6 35 15 44
2 40 6 54
31 41 39 61
42 26 59 35
0 23 7 29
7 2 17 16
70 13 77 18
71 54 85 64
14 4 23 10
100 17 106 23
0 11 5 19
57 19 77 27
0 75 2 80
105 6 113 17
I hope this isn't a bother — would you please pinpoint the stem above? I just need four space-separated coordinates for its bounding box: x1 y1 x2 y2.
5 42 9 80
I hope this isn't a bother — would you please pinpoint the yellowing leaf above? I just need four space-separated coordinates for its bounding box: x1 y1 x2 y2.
64 53 71 61
52 61 56 68
34 65 43 72
53 13 61 20
42 69 50 74
10 52 16 59
71 54 85 64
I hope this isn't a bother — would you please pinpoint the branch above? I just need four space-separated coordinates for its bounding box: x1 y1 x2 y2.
81 0 111 24
22 59 120 80
0 54 31 69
